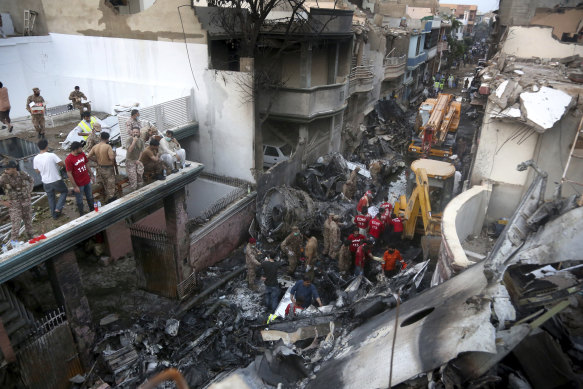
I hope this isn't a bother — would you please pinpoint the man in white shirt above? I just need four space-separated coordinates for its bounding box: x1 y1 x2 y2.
159 130 188 173
33 139 68 219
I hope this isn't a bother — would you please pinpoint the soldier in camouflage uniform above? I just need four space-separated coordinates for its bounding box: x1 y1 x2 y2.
125 128 145 191
369 161 382 188
305 235 318 269
338 240 352 274
328 216 341 260
342 166 360 200
87 132 117 203
322 214 333 257
84 122 102 154
26 87 45 138
68 86 91 118
246 238 261 290
281 226 302 275
0 161 35 241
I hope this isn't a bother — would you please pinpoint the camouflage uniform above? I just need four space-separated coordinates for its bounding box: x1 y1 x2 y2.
246 242 261 290
305 237 318 268
0 171 34 241
69 90 91 118
84 132 101 153
281 231 302 275
328 220 341 260
369 161 382 187
322 217 332 256
96 166 116 201
26 93 45 135
342 168 360 200
338 244 352 273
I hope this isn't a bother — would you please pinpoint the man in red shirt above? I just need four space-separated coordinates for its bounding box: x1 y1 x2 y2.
389 213 404 243
348 229 366 253
368 213 384 244
379 196 393 215
356 190 372 213
65 141 94 216
354 208 371 236
354 241 373 276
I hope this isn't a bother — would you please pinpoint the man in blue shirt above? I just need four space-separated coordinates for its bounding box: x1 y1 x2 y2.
290 274 323 309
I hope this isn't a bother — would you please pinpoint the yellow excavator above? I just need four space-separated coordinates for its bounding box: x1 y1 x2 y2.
394 159 456 257
408 93 461 159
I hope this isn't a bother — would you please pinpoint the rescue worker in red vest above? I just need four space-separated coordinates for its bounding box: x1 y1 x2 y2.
368 213 385 245
347 228 366 256
355 241 378 276
354 207 371 236
76 111 99 142
379 195 393 215
389 213 404 244
356 190 373 213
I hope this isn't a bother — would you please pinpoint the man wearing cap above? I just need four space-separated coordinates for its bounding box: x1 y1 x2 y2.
0 160 35 241
322 214 334 258
84 122 102 154
69 86 91 118
281 226 302 275
327 215 341 260
126 128 145 191
26 88 46 138
245 237 261 290
342 166 360 200
338 240 352 273
125 109 141 136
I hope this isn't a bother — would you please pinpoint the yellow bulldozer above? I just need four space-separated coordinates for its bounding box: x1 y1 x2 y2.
408 93 461 159
394 159 456 257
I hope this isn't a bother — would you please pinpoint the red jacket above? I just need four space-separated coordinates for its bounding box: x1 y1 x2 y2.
356 196 369 213
369 218 384 239
390 217 404 233
348 233 366 252
355 243 371 268
379 202 393 215
354 214 371 230
380 209 391 226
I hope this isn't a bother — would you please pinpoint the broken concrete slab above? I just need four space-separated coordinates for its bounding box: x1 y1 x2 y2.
519 86 574 132
261 315 337 345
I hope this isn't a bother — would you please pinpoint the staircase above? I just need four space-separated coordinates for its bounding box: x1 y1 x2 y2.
0 285 35 365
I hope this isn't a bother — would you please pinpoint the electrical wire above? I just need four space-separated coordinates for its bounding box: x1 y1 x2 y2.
178 5 200 91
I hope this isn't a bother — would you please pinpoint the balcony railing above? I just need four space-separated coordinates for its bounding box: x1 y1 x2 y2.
407 52 427 69
427 46 437 59
258 82 348 122
348 64 374 94
383 55 406 80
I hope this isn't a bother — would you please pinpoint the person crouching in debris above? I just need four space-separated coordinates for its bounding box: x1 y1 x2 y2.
369 161 382 188
357 190 372 213
342 166 360 200
281 226 302 275
261 256 281 312
354 241 374 276
354 207 371 236
382 247 407 278
245 238 261 291
338 239 352 274
368 213 384 245
87 132 117 204
304 234 318 271
0 160 35 241
290 274 323 310
285 296 305 318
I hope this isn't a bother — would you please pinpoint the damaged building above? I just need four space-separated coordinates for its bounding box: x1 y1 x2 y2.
0 0 581 388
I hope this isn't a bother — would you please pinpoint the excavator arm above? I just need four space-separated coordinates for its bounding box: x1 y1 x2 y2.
400 168 440 239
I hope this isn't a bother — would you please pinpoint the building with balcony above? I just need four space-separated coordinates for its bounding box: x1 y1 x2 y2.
441 3 478 35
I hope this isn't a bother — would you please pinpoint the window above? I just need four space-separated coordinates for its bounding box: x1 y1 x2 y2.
280 144 292 156
264 146 279 157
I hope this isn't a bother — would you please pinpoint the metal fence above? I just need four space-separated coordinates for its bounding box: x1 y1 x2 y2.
17 307 83 389
117 95 196 146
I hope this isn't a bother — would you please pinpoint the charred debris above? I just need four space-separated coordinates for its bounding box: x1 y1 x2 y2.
86 102 582 388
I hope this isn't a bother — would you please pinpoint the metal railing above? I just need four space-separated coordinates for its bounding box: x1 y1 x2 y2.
349 64 374 81
384 54 407 67
117 95 196 146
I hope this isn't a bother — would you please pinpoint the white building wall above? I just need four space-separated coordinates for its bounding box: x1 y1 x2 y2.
502 26 583 59
0 33 255 182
